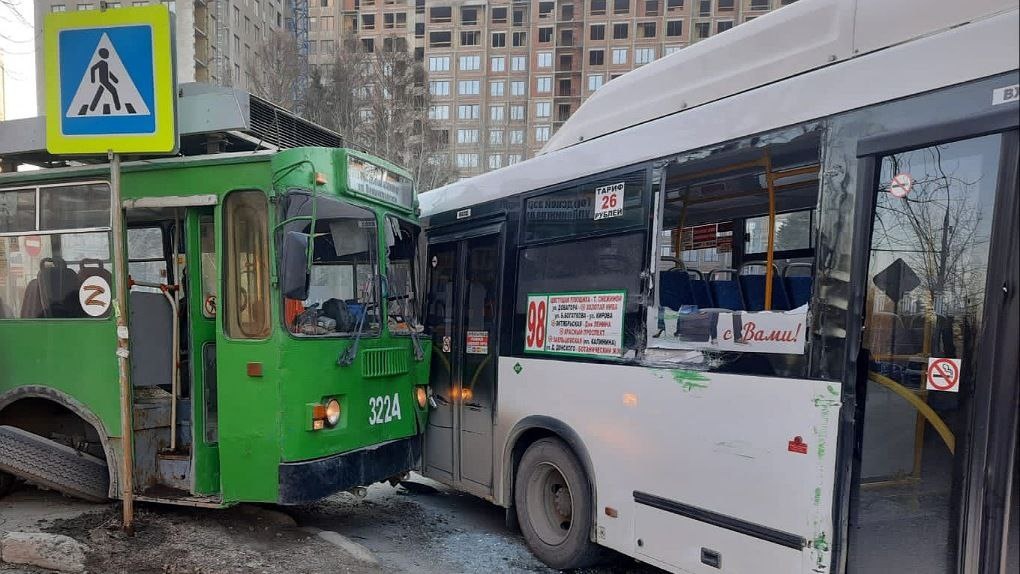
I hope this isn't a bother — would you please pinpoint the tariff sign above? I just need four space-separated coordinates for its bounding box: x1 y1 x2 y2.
524 295 548 352
926 357 961 392
593 182 624 221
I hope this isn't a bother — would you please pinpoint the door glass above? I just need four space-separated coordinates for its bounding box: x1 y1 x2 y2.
852 134 1003 572
460 235 499 410
425 243 457 411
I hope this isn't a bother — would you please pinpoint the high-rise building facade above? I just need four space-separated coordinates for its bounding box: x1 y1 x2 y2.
34 0 293 111
346 0 789 178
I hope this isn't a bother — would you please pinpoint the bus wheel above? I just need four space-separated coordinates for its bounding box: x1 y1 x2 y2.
515 438 601 570
0 470 16 497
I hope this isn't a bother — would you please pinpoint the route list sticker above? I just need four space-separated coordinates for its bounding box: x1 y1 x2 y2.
525 291 626 358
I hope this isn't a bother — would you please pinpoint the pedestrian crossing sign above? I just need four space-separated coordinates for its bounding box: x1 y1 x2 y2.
45 5 177 155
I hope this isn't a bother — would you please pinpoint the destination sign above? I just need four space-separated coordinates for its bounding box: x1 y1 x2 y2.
347 155 414 210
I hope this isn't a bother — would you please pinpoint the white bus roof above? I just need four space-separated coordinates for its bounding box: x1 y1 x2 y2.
420 0 1019 216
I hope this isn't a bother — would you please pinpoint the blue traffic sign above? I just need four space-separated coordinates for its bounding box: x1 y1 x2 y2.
45 6 177 154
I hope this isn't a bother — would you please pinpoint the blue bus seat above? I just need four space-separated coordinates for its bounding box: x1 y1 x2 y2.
740 264 791 311
659 269 694 311
708 269 744 310
687 270 714 309
784 262 814 308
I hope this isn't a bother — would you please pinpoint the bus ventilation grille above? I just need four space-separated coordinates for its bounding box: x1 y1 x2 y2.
361 348 409 379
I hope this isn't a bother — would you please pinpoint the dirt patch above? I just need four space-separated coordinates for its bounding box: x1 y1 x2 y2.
40 504 381 574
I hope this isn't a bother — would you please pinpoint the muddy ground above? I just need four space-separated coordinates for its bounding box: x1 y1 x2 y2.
1 475 658 574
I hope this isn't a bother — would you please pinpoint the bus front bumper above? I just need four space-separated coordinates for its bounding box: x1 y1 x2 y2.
277 435 422 505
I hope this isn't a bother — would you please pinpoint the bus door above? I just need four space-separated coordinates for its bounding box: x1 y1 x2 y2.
423 226 503 497
849 130 1018 572
185 208 219 494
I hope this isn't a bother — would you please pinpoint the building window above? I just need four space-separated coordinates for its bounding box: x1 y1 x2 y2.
457 129 480 144
490 129 504 144
694 21 710 39
613 22 629 39
490 81 505 97
591 0 607 14
429 56 451 72
535 101 551 118
456 154 479 168
459 55 481 71
590 24 605 40
536 77 552 93
664 44 683 55
589 50 605 65
698 0 711 15
535 126 551 142
513 9 525 26
491 56 506 72
510 129 525 144
458 104 481 119
612 47 628 64
588 74 604 91
428 105 450 120
537 52 553 68
430 31 452 48
461 6 479 25
490 106 506 122
488 155 503 170
492 32 507 47
492 7 508 23
510 81 526 96
750 0 770 9
512 31 527 46
429 81 450 96
509 154 523 164
510 105 526 121
461 31 480 46
511 56 527 71
645 0 660 15
667 0 684 8
666 19 683 36
635 47 655 64
539 27 553 43
51 4 67 12
458 80 481 95
614 0 630 14
718 0 734 10
638 22 656 38
717 20 733 33
77 3 94 10
430 6 452 23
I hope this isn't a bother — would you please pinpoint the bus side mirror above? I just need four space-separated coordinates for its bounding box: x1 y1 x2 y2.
280 231 311 301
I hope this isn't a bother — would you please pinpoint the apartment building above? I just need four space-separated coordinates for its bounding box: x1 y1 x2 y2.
1 52 5 121
348 0 789 178
34 0 292 111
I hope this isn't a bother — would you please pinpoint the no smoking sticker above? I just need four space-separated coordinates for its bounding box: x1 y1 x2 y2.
889 173 913 198
926 357 961 392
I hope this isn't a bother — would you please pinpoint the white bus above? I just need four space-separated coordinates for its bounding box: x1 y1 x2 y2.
417 1 1019 572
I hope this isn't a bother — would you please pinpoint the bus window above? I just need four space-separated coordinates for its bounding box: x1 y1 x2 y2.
0 183 111 320
522 169 648 242
279 193 380 337
127 226 167 291
199 218 216 318
385 216 423 335
647 124 821 376
224 190 271 339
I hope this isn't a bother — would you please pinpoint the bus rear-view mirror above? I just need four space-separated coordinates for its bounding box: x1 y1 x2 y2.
280 231 311 301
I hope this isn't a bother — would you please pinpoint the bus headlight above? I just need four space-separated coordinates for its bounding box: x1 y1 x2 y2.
324 398 342 427
415 386 428 408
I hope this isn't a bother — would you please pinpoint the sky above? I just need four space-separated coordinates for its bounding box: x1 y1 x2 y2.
1 0 38 119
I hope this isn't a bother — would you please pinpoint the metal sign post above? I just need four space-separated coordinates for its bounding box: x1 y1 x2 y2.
44 4 177 534
108 149 135 534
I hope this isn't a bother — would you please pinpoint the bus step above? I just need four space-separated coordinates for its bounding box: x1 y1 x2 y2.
0 425 109 502
156 452 191 491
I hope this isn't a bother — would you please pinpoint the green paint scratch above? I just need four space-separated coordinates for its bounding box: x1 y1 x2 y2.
817 440 826 459
672 370 709 391
812 532 829 552
814 487 822 506
827 384 838 396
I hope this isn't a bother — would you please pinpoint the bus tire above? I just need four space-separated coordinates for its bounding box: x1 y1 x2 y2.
515 437 601 570
0 425 109 502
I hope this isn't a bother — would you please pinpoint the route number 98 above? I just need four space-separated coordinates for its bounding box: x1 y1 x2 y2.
369 393 402 425
525 296 547 351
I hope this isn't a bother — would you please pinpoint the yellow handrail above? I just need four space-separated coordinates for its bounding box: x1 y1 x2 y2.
868 371 955 454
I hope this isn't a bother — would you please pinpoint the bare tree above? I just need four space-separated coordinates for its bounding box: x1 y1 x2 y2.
305 41 458 191
246 29 303 111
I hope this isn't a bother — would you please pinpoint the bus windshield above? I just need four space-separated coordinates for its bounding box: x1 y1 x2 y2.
386 216 423 334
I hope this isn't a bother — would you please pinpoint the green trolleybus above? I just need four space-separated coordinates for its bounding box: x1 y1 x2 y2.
0 147 431 507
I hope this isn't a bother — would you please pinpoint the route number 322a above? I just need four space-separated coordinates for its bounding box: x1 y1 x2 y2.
368 393 402 425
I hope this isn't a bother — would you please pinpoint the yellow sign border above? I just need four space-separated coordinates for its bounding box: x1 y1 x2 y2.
45 5 177 155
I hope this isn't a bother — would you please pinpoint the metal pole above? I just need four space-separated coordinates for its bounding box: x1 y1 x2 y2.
109 150 135 535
